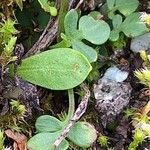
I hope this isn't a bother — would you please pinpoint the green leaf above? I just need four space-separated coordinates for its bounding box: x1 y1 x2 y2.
107 0 116 10
109 15 122 41
38 0 57 16
64 9 81 40
107 0 139 17
28 132 69 150
109 30 120 41
50 34 72 49
38 0 51 13
16 48 92 90
0 19 18 44
68 122 97 148
115 0 139 16
38 0 48 7
112 15 122 29
121 13 148 37
72 40 97 63
35 115 64 133
4 36 17 55
110 13 148 40
49 7 57 16
79 16 110 45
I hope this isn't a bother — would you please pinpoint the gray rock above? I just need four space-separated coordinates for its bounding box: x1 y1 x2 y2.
94 78 132 127
130 33 150 53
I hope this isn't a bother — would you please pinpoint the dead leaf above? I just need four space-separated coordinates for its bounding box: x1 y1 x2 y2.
5 129 27 150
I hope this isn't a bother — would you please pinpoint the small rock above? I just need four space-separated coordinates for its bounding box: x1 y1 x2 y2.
103 66 129 82
130 33 150 53
94 78 132 127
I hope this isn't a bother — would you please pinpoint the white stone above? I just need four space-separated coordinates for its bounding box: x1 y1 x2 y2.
103 66 128 82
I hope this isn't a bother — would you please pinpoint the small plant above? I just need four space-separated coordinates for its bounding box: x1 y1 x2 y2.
0 19 18 71
11 9 112 149
106 0 148 41
10 100 26 117
98 134 109 148
0 7 102 149
38 0 57 16
128 114 150 150
52 9 110 62
27 89 97 150
128 50 150 150
14 42 97 149
0 99 26 133
128 129 145 150
124 108 136 118
0 19 18 43
98 134 115 150
135 50 150 87
107 0 139 18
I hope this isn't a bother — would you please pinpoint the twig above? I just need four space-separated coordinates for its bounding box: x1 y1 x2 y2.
24 18 58 57
69 0 84 10
24 0 80 58
53 83 90 149
75 0 84 9
57 0 69 41
69 0 80 10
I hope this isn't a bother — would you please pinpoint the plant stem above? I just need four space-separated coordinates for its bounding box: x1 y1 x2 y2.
54 84 90 148
57 0 69 41
66 88 75 122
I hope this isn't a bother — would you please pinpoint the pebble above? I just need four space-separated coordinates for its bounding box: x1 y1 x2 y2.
103 66 129 82
130 33 150 53
94 78 132 127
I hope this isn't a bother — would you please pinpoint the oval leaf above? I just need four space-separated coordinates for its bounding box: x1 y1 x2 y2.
28 132 69 150
16 48 92 90
68 122 97 148
79 16 110 45
35 115 64 133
